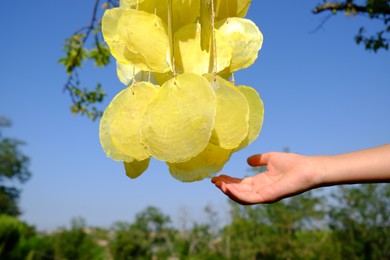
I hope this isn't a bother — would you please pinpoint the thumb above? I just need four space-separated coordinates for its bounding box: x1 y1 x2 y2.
247 153 269 167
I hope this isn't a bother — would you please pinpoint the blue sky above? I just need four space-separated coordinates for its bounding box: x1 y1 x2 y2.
0 0 389 230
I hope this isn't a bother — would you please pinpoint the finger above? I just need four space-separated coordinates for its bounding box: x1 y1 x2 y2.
211 176 219 183
212 175 242 184
216 174 242 183
247 153 269 167
213 180 224 191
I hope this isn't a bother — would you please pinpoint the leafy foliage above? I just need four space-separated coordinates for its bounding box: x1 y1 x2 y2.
225 191 327 259
0 119 31 216
1 185 390 258
329 184 390 259
313 0 390 52
53 217 105 260
0 215 36 260
110 206 175 259
59 0 118 121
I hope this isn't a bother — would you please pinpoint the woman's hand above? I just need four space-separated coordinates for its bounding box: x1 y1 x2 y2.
212 152 323 204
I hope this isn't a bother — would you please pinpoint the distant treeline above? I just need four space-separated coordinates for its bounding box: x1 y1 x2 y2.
1 183 390 259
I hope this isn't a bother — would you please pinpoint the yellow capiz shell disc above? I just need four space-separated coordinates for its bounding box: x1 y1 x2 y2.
174 23 209 75
102 8 141 66
205 75 249 150
167 143 231 182
141 73 216 163
236 85 264 150
216 17 263 72
99 82 159 162
124 158 151 179
120 0 168 23
171 0 200 33
120 0 199 33
118 9 171 73
174 23 232 75
215 0 251 19
212 29 233 74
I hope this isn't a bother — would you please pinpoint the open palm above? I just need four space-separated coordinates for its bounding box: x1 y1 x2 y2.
212 152 319 204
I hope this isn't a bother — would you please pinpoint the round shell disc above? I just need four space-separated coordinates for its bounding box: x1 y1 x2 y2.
102 8 133 65
236 85 264 150
205 75 249 149
99 82 159 161
124 158 151 179
215 0 251 19
174 23 209 75
171 0 200 32
216 17 263 72
120 0 199 33
119 10 171 73
174 23 232 75
141 73 216 163
167 142 231 182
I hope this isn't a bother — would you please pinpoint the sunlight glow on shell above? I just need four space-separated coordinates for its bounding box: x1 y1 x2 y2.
100 0 265 182
99 82 159 162
141 73 216 163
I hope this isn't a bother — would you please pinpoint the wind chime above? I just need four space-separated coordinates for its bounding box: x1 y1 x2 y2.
99 0 264 182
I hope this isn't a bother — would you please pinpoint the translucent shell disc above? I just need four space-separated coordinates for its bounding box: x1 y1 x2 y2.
217 17 263 72
119 10 171 73
102 8 139 65
174 23 231 75
236 85 264 150
167 143 231 182
174 23 209 75
120 0 199 33
141 73 216 163
99 82 159 161
171 0 200 32
124 158 151 179
205 75 249 149
215 0 251 19
120 0 169 27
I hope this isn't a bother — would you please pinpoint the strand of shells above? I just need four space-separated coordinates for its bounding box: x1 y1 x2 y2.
100 0 264 182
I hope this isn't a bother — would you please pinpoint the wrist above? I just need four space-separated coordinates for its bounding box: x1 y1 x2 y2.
307 155 329 188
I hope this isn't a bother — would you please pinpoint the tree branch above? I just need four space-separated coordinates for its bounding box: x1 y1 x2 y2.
313 1 390 16
312 1 390 52
313 2 367 14
60 0 118 120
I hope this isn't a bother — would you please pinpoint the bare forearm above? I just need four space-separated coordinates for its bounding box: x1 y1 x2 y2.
315 144 390 187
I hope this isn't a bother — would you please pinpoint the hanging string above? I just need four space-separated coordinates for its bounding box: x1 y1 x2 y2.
210 0 218 82
126 0 139 93
168 0 176 76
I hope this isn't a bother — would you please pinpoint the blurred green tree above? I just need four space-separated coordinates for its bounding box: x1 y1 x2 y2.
0 117 32 216
0 215 40 260
174 205 225 259
329 184 390 259
0 215 26 259
53 217 105 260
110 206 175 259
224 191 332 259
